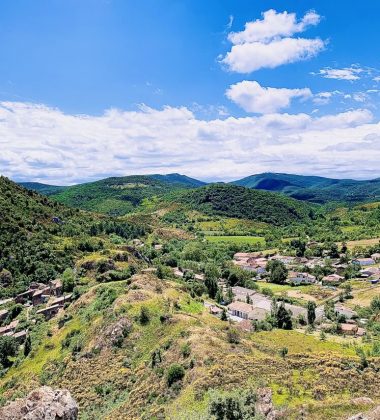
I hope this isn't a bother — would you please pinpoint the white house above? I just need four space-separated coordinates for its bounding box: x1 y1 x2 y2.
288 272 316 285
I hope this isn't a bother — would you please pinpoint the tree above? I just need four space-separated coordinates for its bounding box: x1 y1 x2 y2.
166 364 185 386
307 301 316 326
62 268 75 293
139 306 150 325
279 347 288 358
267 260 288 285
0 336 18 367
276 303 292 330
221 309 228 321
24 334 32 357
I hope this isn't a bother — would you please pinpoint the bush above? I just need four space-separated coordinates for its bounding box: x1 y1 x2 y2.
181 342 191 358
139 306 150 325
166 364 185 387
227 328 240 344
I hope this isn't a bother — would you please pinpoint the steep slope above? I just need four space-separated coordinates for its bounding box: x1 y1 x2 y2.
173 183 315 226
1 273 379 419
0 177 145 297
48 174 205 216
233 173 380 204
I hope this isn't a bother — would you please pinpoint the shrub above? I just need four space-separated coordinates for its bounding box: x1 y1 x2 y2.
181 342 191 358
227 328 240 344
166 364 185 387
139 306 150 325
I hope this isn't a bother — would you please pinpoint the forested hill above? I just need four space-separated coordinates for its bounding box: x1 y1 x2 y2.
0 177 144 297
45 174 205 216
173 183 315 225
19 182 67 196
232 172 380 204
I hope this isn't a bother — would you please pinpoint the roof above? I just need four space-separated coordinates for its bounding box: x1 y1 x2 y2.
340 323 358 332
0 320 19 334
228 301 253 313
237 319 254 332
13 330 27 339
232 286 256 297
36 304 60 314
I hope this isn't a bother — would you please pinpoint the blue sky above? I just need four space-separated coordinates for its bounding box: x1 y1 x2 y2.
1 0 380 183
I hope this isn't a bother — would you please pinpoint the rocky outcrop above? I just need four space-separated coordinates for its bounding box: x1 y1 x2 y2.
255 387 277 420
348 405 380 420
0 386 78 419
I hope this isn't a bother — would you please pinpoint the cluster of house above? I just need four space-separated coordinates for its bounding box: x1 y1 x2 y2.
206 285 366 337
232 252 380 286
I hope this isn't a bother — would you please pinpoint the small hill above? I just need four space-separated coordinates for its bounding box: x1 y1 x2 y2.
173 183 314 225
18 182 67 196
48 174 206 216
233 173 380 204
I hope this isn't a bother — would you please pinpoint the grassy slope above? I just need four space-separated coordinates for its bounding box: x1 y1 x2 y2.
1 274 380 419
18 182 67 196
233 173 380 204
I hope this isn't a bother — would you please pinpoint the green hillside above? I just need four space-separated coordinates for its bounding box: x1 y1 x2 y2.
0 177 145 297
232 172 380 204
48 174 205 216
19 182 68 196
173 183 315 226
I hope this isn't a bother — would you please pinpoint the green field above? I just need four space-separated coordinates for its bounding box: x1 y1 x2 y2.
205 235 266 245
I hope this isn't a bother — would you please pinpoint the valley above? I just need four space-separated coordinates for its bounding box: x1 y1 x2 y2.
1 174 380 419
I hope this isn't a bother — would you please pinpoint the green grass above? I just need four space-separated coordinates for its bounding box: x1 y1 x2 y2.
205 235 266 245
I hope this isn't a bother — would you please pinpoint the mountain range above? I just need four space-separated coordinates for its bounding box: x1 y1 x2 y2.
19 172 380 213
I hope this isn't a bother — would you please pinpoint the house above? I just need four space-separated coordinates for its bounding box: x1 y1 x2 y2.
154 244 163 251
236 319 254 332
339 323 358 336
13 330 27 343
0 309 9 321
353 258 375 266
141 267 158 274
194 273 205 281
360 267 379 278
335 303 357 320
249 307 268 321
15 289 34 304
371 253 380 262
172 268 184 278
209 305 224 316
284 303 307 319
49 279 63 297
322 274 344 285
51 294 73 307
232 286 257 302
228 301 254 320
32 287 50 306
288 272 316 285
270 255 295 265
36 304 60 320
0 320 19 336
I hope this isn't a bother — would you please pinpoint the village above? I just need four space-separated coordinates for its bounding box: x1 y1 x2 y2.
0 279 73 344
199 250 380 338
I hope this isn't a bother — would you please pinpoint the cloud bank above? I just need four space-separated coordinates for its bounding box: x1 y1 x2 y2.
0 102 379 184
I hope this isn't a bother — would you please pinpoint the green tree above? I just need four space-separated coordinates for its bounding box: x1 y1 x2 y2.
24 334 32 357
307 301 316 326
0 336 18 367
276 302 292 330
62 268 75 293
166 364 185 386
267 260 288 285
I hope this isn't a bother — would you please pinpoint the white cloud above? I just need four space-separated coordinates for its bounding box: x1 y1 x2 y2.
222 9 325 73
226 81 312 113
315 66 364 81
0 101 377 184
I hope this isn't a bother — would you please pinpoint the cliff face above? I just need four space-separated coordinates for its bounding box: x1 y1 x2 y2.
0 386 78 420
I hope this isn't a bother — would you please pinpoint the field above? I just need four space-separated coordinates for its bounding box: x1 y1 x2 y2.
344 238 380 249
205 235 266 245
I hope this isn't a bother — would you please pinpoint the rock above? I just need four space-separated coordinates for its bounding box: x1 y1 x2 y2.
94 316 132 350
348 405 380 420
255 387 277 420
351 397 374 406
0 386 78 419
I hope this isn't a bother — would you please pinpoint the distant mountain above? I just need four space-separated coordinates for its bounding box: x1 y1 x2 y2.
19 182 67 196
232 173 380 204
46 174 206 216
174 183 314 226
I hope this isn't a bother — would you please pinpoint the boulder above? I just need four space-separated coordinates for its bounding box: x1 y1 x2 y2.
0 386 78 419
255 387 277 420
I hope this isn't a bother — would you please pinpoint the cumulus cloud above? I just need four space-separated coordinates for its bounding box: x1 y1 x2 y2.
0 101 377 184
222 9 325 73
226 81 312 113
